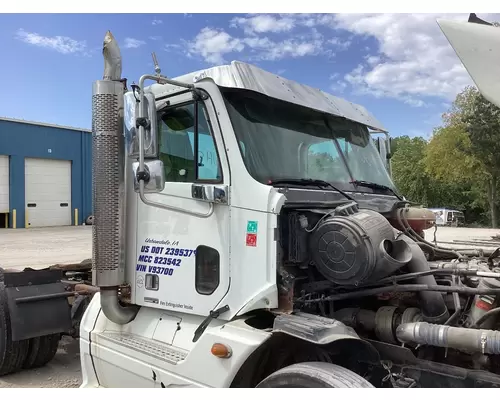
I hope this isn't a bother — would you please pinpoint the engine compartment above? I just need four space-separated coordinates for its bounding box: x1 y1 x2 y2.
277 201 500 387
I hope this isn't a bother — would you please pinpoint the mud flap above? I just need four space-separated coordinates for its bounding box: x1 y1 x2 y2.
3 269 72 341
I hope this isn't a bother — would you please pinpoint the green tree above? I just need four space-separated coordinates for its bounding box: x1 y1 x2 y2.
391 136 431 204
461 89 500 228
391 133 479 223
436 86 500 227
442 86 477 127
424 124 478 182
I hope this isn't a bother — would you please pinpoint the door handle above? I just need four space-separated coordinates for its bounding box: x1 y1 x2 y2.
191 184 228 204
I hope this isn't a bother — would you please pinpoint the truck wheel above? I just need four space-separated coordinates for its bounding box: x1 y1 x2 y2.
23 334 61 369
256 362 374 388
0 283 29 376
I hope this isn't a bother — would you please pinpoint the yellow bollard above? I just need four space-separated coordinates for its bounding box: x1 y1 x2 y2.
13 209 16 229
25 208 29 228
74 208 78 226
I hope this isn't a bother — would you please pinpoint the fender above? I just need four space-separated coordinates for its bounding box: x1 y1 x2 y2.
272 311 380 362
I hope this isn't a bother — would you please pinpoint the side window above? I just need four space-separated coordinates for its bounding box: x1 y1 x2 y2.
158 101 221 183
195 245 220 295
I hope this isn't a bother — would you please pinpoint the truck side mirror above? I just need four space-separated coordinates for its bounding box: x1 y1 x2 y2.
132 160 166 193
124 90 159 159
125 89 165 193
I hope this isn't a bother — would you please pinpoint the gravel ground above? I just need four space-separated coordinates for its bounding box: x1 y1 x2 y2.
0 336 82 388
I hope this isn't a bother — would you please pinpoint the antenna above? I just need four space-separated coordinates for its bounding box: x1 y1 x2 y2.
151 52 162 76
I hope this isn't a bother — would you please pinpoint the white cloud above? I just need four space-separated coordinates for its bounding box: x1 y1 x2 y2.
152 19 163 25
404 97 426 107
187 27 244 64
15 28 87 55
186 26 324 64
242 35 323 61
124 37 146 49
230 14 295 35
187 15 328 64
331 80 347 94
327 37 351 51
165 43 182 52
182 12 500 105
222 13 497 106
260 39 322 60
365 55 381 66
331 13 499 103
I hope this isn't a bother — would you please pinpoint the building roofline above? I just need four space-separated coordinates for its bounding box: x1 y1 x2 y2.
0 117 91 133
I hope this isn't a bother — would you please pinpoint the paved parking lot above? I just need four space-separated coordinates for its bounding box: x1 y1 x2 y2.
0 226 91 270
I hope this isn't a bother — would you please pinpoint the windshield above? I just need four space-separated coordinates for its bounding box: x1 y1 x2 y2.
221 88 395 191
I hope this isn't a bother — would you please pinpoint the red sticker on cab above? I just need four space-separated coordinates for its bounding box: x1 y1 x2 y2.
246 233 257 247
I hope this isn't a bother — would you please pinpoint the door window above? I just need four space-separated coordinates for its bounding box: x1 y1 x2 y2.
158 102 222 183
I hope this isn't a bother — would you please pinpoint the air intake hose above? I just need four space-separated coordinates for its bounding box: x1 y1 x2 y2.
396 322 500 354
401 235 449 323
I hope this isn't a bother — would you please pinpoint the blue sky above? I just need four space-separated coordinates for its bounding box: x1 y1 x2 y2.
0 13 497 138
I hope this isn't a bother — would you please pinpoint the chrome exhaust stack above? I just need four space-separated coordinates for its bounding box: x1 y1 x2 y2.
91 31 138 325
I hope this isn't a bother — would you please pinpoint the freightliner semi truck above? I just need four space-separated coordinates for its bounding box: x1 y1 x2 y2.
2 13 500 388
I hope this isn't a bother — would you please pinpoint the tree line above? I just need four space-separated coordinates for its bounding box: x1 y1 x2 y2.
390 86 500 228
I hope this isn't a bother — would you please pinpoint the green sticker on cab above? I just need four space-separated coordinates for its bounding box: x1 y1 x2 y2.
247 221 258 233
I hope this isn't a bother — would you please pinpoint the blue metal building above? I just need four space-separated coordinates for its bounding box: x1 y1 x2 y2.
0 117 92 229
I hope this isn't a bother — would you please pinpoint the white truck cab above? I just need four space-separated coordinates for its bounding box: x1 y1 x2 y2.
80 16 500 388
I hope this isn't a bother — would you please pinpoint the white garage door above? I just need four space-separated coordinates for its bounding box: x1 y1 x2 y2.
25 158 72 227
0 156 8 213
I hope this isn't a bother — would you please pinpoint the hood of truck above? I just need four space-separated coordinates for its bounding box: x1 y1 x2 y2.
438 18 500 108
146 60 387 133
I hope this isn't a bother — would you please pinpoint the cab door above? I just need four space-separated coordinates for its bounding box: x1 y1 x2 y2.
133 91 231 317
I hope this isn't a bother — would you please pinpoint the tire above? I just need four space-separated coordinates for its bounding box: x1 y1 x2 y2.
256 362 374 388
0 283 29 376
23 334 61 370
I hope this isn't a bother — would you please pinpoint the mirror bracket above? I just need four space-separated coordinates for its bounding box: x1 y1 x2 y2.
135 116 150 130
192 88 208 101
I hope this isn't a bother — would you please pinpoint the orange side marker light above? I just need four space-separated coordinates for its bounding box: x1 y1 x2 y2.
211 343 232 358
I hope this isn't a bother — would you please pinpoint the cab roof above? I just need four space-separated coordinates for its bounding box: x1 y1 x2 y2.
147 60 387 133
